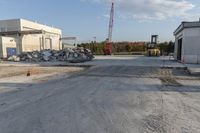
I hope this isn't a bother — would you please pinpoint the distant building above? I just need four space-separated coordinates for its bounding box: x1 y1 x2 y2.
61 37 77 49
0 19 62 58
63 43 76 49
174 21 200 64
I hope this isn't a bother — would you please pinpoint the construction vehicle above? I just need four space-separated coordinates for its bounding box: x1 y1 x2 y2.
104 2 114 55
146 35 160 56
104 39 112 55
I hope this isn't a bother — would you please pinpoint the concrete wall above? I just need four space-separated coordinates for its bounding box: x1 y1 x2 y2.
21 34 42 52
0 36 17 58
183 28 200 63
174 28 200 64
21 34 61 52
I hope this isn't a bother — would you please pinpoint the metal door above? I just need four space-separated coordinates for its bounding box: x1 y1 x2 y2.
177 38 182 61
6 47 17 57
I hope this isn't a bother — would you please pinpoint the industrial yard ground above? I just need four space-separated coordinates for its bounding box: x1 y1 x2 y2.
0 56 200 133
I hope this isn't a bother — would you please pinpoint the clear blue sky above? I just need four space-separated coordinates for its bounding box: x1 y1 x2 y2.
0 0 200 42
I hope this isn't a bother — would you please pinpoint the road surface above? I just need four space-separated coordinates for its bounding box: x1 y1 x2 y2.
0 56 200 133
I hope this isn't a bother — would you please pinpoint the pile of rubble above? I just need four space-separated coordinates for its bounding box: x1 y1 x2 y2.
7 48 94 63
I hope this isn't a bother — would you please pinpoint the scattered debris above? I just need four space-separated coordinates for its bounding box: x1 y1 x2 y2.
27 71 31 77
7 55 20 62
7 48 94 63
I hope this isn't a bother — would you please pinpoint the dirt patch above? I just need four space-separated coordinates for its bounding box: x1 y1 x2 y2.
0 66 86 85
160 77 182 87
0 66 85 78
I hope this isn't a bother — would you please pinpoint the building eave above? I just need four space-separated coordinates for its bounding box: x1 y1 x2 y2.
174 21 200 36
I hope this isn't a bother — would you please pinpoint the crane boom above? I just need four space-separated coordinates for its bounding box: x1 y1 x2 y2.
104 2 114 55
108 2 114 42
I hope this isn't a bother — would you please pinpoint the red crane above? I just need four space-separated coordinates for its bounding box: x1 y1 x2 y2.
108 2 114 42
104 2 114 55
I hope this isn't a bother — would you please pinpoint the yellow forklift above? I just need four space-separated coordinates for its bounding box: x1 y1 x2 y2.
146 35 160 56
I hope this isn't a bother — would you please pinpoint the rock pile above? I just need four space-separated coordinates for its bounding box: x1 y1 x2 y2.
7 48 94 63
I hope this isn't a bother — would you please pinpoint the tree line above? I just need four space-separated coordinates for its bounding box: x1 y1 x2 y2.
77 41 174 55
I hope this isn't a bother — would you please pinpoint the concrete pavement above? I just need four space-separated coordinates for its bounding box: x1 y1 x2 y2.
0 56 200 133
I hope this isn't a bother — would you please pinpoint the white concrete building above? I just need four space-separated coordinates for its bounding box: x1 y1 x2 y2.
0 19 62 58
174 21 200 64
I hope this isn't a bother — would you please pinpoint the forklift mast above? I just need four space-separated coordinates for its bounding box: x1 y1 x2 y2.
148 35 158 48
151 35 158 44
